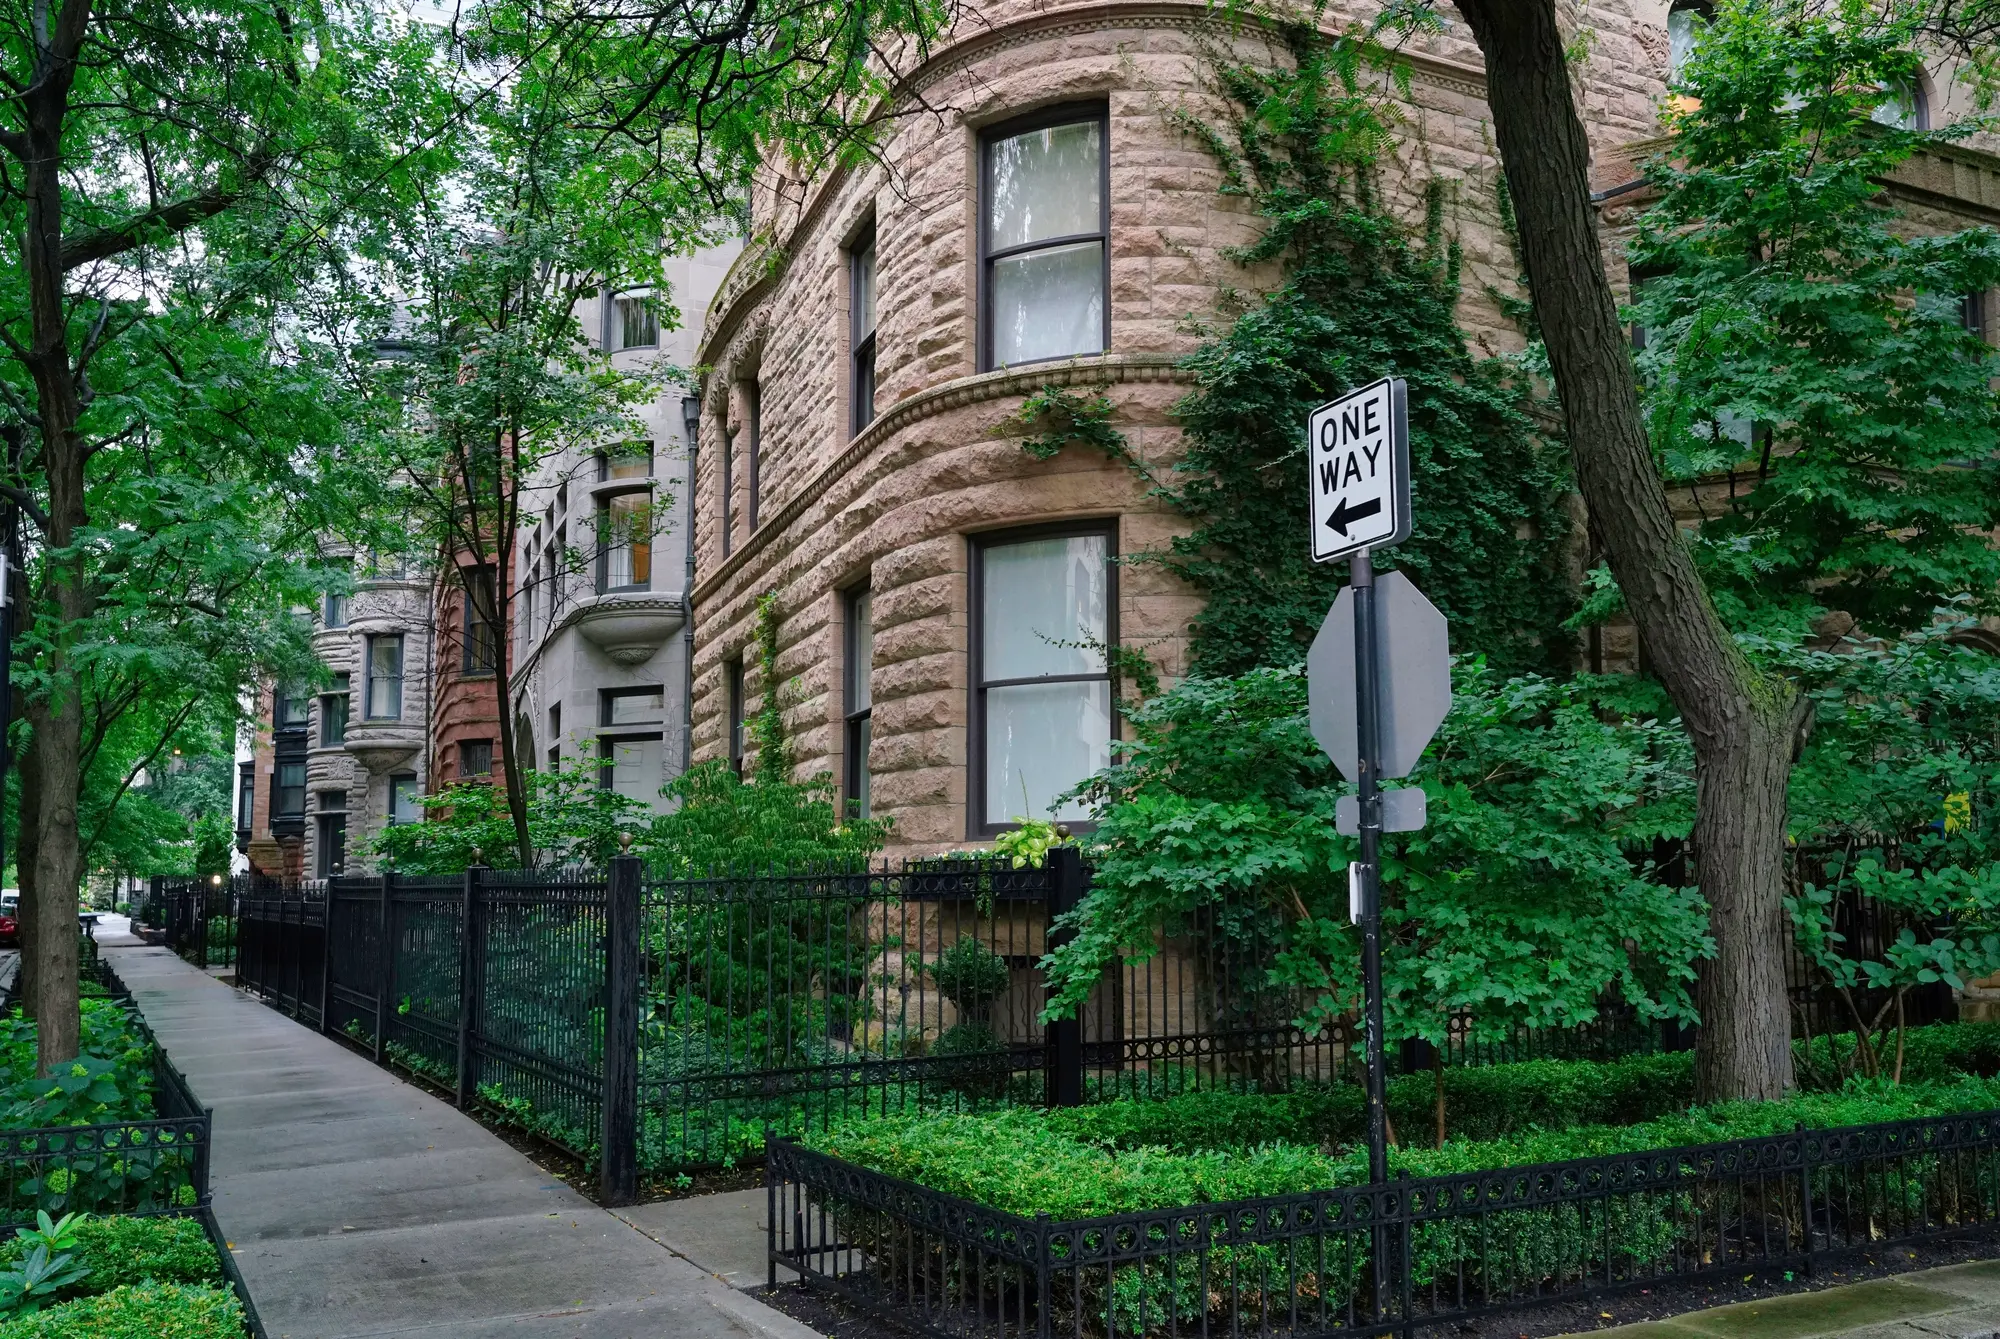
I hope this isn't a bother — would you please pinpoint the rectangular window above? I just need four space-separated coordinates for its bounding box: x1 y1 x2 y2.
598 444 653 483
973 526 1113 832
845 586 873 818
721 424 736 557
726 657 746 777
317 814 347 877
236 762 255 832
389 773 421 825
275 684 311 729
598 491 653 591
320 674 350 747
603 687 665 727
746 381 762 532
463 567 498 673
606 291 658 351
320 789 347 811
981 108 1108 370
851 231 877 435
1964 291 1990 343
365 635 404 720
276 762 307 818
600 685 666 803
324 587 348 630
459 739 493 779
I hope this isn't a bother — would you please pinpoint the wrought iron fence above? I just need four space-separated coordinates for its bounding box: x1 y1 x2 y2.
770 1106 2000 1339
145 875 243 970
0 961 213 1229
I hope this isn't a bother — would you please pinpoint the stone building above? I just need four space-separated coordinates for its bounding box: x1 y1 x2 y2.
506 244 741 810
237 555 436 878
687 0 2000 855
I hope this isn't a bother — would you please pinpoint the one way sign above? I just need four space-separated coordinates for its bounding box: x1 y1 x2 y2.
1308 377 1410 564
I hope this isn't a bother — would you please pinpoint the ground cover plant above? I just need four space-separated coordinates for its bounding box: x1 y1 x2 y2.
0 1211 240 1338
802 1023 2000 1334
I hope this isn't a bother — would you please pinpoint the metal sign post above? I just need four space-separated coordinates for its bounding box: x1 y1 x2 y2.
1304 378 1450 1209
1350 546 1390 1187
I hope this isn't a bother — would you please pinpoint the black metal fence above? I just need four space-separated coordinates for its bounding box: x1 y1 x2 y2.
770 1108 2000 1339
191 851 1363 1199
141 877 240 970
0 961 213 1228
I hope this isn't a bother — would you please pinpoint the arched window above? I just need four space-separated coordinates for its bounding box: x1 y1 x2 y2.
1667 0 1714 83
1871 77 1930 131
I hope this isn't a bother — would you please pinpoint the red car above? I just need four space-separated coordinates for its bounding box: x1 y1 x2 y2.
0 914 16 947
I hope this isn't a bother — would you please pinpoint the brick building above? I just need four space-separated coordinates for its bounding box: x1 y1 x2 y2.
686 0 2000 854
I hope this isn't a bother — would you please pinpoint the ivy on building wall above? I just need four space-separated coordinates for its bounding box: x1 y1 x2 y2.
1017 21 1576 675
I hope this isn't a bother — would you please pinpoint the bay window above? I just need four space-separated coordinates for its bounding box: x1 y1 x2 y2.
981 107 1108 369
320 674 349 747
389 773 421 825
972 526 1113 833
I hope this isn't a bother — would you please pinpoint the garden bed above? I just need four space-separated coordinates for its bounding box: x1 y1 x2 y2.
0 1210 254 1337
773 1026 2000 1339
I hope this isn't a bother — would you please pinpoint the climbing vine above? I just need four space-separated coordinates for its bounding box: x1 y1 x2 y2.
1145 21 1575 674
752 588 790 781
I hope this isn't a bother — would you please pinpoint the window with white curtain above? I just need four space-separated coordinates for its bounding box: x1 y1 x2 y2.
981 108 1108 369
365 634 404 720
1666 0 1711 82
974 527 1113 832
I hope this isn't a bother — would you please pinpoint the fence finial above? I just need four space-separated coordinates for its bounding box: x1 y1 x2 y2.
470 848 483 866
618 831 633 853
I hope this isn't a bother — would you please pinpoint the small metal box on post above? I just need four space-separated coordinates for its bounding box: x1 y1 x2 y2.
601 836 643 1206
455 855 485 1109
1044 837 1085 1109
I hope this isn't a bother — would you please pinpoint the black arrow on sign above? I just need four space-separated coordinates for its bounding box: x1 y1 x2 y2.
1324 495 1382 537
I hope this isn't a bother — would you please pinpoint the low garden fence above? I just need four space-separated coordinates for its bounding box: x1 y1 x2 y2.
769 1107 2000 1339
142 877 242 970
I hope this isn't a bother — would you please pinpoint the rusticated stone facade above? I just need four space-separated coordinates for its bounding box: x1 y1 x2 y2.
689 0 2000 855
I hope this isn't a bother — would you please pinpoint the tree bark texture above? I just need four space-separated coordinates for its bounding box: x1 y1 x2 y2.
11 0 101 1071
1453 0 1807 1100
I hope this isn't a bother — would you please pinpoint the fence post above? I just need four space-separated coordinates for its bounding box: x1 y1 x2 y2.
1044 845 1085 1109
376 872 395 1063
456 862 485 1109
601 849 643 1207
318 878 336 1035
1798 1122 1816 1276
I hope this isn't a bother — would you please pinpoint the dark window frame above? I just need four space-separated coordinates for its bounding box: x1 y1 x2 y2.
274 683 311 730
316 812 347 877
596 443 654 483
320 673 350 747
977 103 1112 373
726 656 746 777
462 566 499 675
459 738 494 779
968 519 1118 839
844 583 873 819
599 687 667 795
721 417 736 558
596 487 655 593
1963 290 1990 344
275 761 308 819
850 226 878 436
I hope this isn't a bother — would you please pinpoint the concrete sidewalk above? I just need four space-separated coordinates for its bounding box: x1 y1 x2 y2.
1585 1261 2000 1339
106 945 818 1339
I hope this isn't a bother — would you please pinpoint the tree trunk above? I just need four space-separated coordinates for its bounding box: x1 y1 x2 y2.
1453 0 1809 1101
15 732 38 1019
12 2 97 1072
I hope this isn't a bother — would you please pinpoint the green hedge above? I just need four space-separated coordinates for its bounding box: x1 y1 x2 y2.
0 1283 244 1339
808 1022 2000 1220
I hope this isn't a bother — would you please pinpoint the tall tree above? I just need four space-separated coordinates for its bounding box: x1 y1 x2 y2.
0 0 443 1068
1451 0 1999 1100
